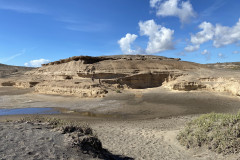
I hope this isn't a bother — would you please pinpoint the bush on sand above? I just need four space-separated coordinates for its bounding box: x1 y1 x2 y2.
177 112 240 154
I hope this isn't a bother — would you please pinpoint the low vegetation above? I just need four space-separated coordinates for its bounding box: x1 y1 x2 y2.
177 112 240 154
115 89 122 93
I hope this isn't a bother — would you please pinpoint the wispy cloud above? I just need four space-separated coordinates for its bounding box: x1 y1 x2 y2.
233 51 240 54
66 24 107 32
193 0 227 24
56 17 79 24
200 0 226 18
57 17 108 32
0 49 26 63
0 3 45 14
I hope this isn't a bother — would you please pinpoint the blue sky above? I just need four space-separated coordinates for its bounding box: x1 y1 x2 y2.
0 0 239 66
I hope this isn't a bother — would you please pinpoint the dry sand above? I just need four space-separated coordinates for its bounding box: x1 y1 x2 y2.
2 116 240 160
90 117 230 160
0 122 96 160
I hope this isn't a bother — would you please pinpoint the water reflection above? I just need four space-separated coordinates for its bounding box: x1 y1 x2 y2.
0 108 59 116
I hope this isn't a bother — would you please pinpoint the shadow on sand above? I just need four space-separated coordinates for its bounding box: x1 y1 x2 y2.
78 136 134 160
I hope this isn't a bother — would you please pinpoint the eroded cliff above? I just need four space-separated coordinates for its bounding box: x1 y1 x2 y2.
1 55 239 98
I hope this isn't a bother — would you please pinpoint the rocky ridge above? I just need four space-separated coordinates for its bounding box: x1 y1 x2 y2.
0 55 240 98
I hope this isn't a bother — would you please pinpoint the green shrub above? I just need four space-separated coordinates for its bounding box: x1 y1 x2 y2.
177 112 240 154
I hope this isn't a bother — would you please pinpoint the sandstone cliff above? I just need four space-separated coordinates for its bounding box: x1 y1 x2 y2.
1 55 239 98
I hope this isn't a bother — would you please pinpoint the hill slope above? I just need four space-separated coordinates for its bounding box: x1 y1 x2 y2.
0 63 34 78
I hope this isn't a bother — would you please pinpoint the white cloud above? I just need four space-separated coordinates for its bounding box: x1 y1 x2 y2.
213 19 240 47
201 49 209 55
191 22 215 45
150 0 161 7
189 19 240 49
139 19 174 54
118 33 138 54
150 0 196 24
233 51 240 54
24 59 50 67
184 45 199 52
118 20 174 54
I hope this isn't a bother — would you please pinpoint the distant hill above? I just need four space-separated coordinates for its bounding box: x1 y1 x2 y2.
206 62 240 70
0 63 34 78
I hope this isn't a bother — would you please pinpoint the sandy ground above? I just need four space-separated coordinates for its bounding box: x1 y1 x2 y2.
1 86 240 159
2 116 240 160
0 122 96 160
90 117 240 160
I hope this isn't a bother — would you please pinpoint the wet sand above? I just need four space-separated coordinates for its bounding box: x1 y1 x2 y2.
1 87 240 120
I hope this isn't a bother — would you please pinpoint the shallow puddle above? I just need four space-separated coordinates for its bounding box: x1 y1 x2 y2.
0 108 59 116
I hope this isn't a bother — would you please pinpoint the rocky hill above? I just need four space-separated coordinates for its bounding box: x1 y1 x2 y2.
1 55 240 98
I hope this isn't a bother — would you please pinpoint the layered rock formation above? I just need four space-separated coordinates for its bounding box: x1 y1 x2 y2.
1 55 239 98
0 55 204 97
163 69 240 96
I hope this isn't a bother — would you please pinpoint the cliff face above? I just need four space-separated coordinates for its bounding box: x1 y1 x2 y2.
0 55 198 97
3 55 239 98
